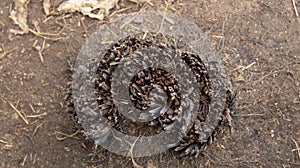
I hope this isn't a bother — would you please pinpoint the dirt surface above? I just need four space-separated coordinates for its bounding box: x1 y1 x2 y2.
0 0 299 167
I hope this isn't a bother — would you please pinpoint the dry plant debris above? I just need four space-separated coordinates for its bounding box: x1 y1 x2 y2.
0 44 17 60
291 138 300 159
9 0 30 34
0 139 8 144
43 0 51 16
292 0 299 17
129 0 153 6
0 93 29 125
57 0 120 20
9 0 121 36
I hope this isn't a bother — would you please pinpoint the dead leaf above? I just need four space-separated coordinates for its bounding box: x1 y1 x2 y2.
43 0 51 16
57 0 119 20
9 0 30 34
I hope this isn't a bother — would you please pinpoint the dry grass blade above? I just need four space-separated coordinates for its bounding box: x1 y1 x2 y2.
32 123 43 136
253 61 300 85
291 138 300 159
21 155 28 166
0 139 8 144
232 113 264 117
55 130 81 141
292 0 299 17
28 29 68 41
0 45 18 60
26 112 48 118
0 93 29 125
158 1 169 32
130 136 143 168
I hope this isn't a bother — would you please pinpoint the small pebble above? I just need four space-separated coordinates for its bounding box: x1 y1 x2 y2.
270 130 275 138
132 18 143 25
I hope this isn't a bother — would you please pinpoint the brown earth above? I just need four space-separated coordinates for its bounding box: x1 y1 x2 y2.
0 0 299 167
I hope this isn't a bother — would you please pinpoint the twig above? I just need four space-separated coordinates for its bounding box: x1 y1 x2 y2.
231 62 256 73
232 113 264 117
32 123 43 136
242 62 256 71
0 139 7 144
132 156 143 168
0 44 17 60
253 61 300 84
26 112 48 118
158 1 169 33
218 16 227 54
120 17 135 29
292 0 299 17
21 155 27 166
0 93 29 125
29 28 59 37
292 148 300 151
28 28 68 41
39 40 46 63
33 39 46 63
29 103 36 113
55 130 81 141
109 7 133 17
130 136 143 168
100 41 115 45
291 138 300 159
